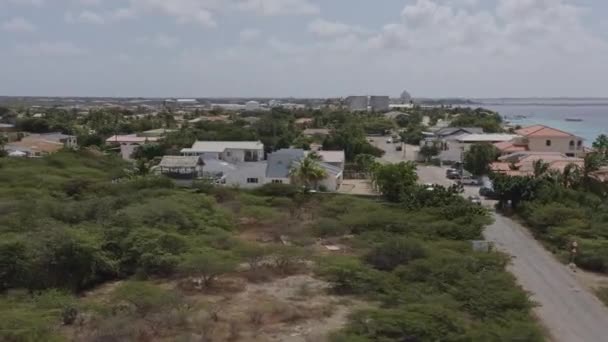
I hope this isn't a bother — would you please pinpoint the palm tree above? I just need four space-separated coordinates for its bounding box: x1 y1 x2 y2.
582 152 604 190
562 163 582 188
289 155 327 192
532 159 550 178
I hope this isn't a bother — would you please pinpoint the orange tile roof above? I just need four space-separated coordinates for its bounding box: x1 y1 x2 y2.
515 125 578 138
494 141 528 153
490 162 513 172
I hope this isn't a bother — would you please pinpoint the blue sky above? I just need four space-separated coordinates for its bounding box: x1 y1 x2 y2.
1 0 607 98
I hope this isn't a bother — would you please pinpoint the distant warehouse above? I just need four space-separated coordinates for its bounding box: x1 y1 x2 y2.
345 95 390 112
369 96 390 112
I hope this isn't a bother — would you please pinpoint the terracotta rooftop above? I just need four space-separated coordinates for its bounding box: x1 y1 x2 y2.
515 125 580 138
494 141 528 153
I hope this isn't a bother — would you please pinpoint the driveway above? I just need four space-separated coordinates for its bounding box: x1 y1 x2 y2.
370 135 608 341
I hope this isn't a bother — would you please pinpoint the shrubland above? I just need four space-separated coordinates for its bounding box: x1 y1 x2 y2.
0 151 542 341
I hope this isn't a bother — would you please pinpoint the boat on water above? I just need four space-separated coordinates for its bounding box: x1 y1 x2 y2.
565 118 583 122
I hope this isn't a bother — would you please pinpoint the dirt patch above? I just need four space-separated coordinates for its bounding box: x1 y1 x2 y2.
185 274 360 342
70 274 361 342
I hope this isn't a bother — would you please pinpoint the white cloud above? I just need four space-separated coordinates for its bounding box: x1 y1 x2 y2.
128 0 218 27
2 17 36 32
239 28 261 42
308 18 368 38
15 41 86 57
235 0 319 15
66 10 105 24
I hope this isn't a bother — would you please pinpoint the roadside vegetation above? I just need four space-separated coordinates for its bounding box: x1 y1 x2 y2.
0 151 543 341
490 136 608 274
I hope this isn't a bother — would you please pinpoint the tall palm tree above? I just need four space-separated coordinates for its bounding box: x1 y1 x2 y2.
562 163 582 188
289 155 327 192
582 152 604 190
532 159 550 178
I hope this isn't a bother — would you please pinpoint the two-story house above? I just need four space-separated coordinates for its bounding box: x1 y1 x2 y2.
181 141 264 163
514 125 585 157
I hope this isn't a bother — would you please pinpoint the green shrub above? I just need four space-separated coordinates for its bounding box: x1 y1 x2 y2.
364 238 427 271
253 183 299 197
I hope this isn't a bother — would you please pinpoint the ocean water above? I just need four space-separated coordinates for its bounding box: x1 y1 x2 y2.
481 104 608 144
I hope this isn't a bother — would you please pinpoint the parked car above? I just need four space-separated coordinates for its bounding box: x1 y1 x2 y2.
468 196 482 205
479 187 498 199
446 169 461 180
395 145 403 151
458 176 481 186
386 138 393 144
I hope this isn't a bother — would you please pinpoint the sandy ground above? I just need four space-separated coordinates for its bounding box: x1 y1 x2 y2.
338 179 377 196
370 134 608 342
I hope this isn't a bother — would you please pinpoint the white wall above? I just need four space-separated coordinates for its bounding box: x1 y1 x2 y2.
528 137 584 157
120 143 138 160
223 162 267 188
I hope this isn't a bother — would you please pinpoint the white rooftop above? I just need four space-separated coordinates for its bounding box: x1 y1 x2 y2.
313 150 345 164
456 134 520 143
184 141 264 153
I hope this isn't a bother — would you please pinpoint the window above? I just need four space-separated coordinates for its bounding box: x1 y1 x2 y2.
247 178 259 184
545 140 552 147
577 140 583 148
272 179 283 184
226 151 232 157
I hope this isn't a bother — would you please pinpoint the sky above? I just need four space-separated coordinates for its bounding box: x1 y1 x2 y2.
1 0 608 98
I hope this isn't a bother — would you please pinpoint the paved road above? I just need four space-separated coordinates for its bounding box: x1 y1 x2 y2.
486 215 608 342
369 135 608 342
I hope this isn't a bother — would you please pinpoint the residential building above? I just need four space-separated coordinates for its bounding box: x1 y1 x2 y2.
199 158 268 189
181 141 264 163
419 127 487 163
106 135 160 160
490 151 584 176
345 96 368 112
4 133 77 158
156 156 204 180
369 96 390 112
433 127 484 139
314 150 345 170
265 149 344 191
139 128 176 138
514 125 585 157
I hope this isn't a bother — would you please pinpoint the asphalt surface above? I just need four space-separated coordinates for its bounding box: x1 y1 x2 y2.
369 135 608 342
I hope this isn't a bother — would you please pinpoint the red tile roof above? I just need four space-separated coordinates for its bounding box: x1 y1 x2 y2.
515 125 578 138
494 141 528 153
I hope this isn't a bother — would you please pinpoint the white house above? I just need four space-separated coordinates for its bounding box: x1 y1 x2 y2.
181 141 264 163
265 149 344 191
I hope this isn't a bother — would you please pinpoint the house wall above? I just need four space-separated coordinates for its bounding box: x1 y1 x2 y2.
223 162 267 188
120 143 139 160
527 137 585 157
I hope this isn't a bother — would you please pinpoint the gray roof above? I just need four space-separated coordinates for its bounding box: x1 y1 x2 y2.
266 149 306 178
159 156 203 168
434 127 484 137
183 141 264 153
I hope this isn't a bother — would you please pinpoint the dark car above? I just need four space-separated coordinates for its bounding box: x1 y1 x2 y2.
479 187 498 199
395 145 403 151
446 169 461 179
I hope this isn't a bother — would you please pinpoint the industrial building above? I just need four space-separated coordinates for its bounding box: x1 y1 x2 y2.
345 96 368 112
369 96 390 112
